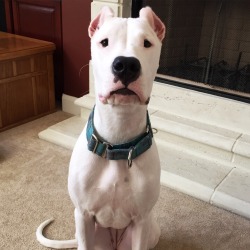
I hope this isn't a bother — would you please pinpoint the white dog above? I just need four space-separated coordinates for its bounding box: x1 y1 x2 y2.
37 6 165 250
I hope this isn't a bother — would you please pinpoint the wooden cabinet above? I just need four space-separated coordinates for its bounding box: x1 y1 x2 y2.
4 0 91 100
0 32 55 131
9 0 63 99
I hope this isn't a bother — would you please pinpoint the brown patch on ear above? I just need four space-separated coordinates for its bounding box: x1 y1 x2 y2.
88 6 114 38
139 7 166 42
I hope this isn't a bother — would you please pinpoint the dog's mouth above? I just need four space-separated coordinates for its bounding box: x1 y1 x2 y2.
102 87 141 105
110 88 137 96
99 88 147 105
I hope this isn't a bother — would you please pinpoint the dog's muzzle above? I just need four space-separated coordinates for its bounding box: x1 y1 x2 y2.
112 56 141 86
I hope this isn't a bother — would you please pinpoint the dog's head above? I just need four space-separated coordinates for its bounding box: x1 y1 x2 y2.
89 6 165 105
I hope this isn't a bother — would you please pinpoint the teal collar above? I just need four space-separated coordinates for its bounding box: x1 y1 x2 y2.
86 107 153 167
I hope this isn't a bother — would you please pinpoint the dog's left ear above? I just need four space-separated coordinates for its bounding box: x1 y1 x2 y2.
89 6 114 38
139 7 166 42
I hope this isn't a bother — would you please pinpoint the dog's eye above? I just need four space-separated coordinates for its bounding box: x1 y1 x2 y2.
100 38 109 47
144 39 152 48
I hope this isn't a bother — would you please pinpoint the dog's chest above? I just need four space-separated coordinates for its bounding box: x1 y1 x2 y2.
83 161 153 229
69 132 161 229
85 163 136 228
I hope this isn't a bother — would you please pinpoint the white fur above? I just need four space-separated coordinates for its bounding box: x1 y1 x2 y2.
36 6 165 250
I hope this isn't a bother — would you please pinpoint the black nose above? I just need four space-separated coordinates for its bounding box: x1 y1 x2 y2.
112 56 141 86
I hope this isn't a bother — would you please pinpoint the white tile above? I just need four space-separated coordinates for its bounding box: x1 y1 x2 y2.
74 95 95 120
155 135 233 202
47 116 85 138
211 168 250 219
62 94 81 115
75 94 95 109
91 2 119 20
93 0 124 3
38 82 250 220
233 134 250 158
89 61 95 96
38 116 86 150
150 82 250 135
160 170 217 202
233 154 250 172
151 110 240 152
91 1 130 20
155 127 233 167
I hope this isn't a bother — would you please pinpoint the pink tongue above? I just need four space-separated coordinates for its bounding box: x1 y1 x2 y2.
110 88 136 95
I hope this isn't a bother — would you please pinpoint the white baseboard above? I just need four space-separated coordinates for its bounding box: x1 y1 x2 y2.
62 94 81 115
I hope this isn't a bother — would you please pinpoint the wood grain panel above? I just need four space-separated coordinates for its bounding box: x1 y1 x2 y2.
0 32 55 131
35 74 50 114
5 78 35 125
0 60 13 79
11 0 63 99
15 57 32 75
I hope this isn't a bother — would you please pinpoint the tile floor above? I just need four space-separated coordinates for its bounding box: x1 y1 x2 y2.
38 107 250 220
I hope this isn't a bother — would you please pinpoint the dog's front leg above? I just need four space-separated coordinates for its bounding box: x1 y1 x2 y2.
74 208 95 250
131 215 151 250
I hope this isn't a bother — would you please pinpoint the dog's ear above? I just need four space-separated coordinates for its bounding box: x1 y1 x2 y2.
88 6 114 38
139 7 165 42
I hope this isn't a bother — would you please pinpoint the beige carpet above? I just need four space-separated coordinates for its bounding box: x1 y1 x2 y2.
1 111 250 250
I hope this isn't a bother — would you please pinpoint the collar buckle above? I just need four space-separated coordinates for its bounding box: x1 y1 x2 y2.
127 147 134 168
102 142 112 158
91 134 113 158
91 134 99 153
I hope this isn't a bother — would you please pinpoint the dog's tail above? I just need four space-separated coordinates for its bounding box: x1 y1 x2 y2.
36 218 77 249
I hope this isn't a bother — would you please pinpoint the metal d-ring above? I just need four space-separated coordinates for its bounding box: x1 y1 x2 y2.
91 134 99 153
127 147 134 168
152 128 158 134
